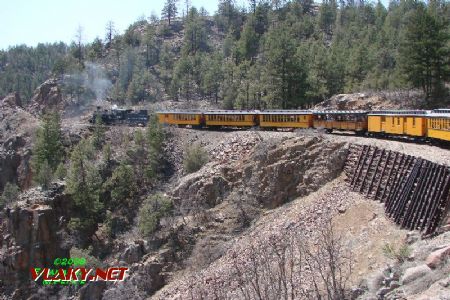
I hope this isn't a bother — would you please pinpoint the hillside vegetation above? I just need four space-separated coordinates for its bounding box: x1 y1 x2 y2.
0 0 449 110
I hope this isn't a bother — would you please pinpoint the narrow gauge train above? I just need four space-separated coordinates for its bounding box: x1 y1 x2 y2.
156 109 450 143
90 106 149 126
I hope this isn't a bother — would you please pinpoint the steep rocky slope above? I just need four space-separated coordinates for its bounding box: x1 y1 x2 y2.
0 93 38 191
100 135 349 298
149 129 450 300
0 183 71 298
153 177 409 299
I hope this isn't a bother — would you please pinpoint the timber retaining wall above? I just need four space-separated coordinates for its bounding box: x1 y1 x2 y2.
344 144 450 235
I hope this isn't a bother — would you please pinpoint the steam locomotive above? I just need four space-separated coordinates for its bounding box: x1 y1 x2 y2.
89 106 149 126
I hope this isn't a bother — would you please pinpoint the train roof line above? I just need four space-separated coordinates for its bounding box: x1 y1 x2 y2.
155 109 450 117
259 110 313 114
313 110 368 114
203 110 260 114
156 110 205 114
368 110 428 116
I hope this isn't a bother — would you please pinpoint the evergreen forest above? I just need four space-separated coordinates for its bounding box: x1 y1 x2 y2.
0 0 449 109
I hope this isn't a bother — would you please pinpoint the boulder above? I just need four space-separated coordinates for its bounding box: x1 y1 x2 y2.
27 78 63 115
425 245 450 269
1 93 22 108
405 231 420 245
389 281 400 289
120 241 146 264
376 287 392 298
400 265 432 285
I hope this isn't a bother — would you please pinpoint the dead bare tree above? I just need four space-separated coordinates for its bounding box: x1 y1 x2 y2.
303 218 353 300
183 217 353 299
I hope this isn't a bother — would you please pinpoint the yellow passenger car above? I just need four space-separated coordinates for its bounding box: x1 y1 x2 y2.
368 111 427 137
427 109 450 142
204 111 257 127
156 111 203 127
313 111 368 133
259 110 313 128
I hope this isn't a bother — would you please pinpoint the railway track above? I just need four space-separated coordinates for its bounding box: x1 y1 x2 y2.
345 144 450 235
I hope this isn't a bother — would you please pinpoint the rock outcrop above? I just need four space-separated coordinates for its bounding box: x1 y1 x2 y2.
1 93 22 108
0 183 71 296
0 94 38 191
400 264 432 285
425 245 450 269
172 136 348 210
314 91 423 110
27 78 63 115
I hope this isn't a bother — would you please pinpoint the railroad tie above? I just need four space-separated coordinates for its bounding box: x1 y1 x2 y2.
373 151 392 200
392 159 421 223
351 145 370 188
400 159 426 228
404 161 433 229
425 173 450 235
365 149 385 197
359 147 378 193
378 152 399 202
420 167 448 233
412 163 438 230
382 154 405 204
386 156 415 217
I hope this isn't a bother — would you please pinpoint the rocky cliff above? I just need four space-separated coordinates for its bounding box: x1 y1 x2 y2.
26 78 64 116
0 183 71 298
0 93 37 191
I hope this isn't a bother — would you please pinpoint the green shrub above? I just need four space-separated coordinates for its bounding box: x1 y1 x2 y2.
139 193 173 236
104 163 137 208
92 115 105 149
382 242 411 263
70 247 105 268
183 144 208 173
54 162 67 180
35 160 53 190
0 182 20 208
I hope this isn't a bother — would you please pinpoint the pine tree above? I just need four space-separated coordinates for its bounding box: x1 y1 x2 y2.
145 116 165 181
182 8 209 55
237 16 260 61
127 130 147 185
400 4 449 102
105 163 137 209
262 24 308 108
92 115 105 149
202 52 224 102
143 26 160 68
162 0 179 25
66 139 103 231
32 112 64 187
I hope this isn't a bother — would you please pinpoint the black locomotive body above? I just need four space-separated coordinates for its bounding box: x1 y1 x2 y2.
90 107 149 126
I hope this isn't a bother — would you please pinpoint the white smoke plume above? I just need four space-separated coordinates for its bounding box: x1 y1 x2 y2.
84 62 112 104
